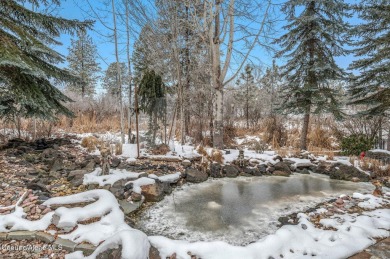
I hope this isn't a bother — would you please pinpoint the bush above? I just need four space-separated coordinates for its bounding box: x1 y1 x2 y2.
340 134 374 156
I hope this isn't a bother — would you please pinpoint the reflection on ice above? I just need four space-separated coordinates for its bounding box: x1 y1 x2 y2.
140 174 371 245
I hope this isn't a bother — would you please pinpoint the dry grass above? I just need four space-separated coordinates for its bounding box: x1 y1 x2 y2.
360 157 390 177
275 148 300 158
197 145 208 156
210 149 224 163
81 136 99 152
115 142 123 156
150 144 170 155
196 145 223 163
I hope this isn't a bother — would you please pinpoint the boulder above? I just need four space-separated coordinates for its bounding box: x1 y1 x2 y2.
274 162 292 174
111 157 121 168
182 160 192 167
185 168 208 183
257 164 267 174
296 168 310 174
83 160 96 172
244 167 262 176
67 170 88 180
329 164 370 182
273 170 290 177
210 163 222 178
314 161 334 175
222 165 239 178
49 158 63 172
141 183 165 202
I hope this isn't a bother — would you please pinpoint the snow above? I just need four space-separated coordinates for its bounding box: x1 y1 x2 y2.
42 190 150 259
0 206 54 232
369 149 390 155
156 172 181 183
126 177 156 193
352 193 390 209
223 149 276 164
121 144 139 158
149 209 390 259
83 168 142 186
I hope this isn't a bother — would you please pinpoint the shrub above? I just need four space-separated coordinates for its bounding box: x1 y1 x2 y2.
81 136 99 152
340 134 374 156
150 144 170 155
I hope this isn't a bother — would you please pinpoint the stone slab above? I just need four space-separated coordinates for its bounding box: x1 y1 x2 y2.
54 238 77 252
0 233 7 240
119 199 144 214
7 231 36 241
35 231 55 243
75 243 96 256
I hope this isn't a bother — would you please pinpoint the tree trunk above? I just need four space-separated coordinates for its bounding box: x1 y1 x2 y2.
212 0 224 149
300 111 310 151
135 84 140 158
111 0 125 144
387 127 390 151
125 0 132 144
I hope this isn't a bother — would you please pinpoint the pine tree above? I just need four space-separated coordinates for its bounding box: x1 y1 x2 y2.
66 30 100 98
274 0 350 150
235 64 257 129
0 0 92 120
103 62 128 97
348 0 390 116
138 70 167 146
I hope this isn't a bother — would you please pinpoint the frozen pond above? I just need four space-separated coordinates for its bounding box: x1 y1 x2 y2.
139 174 372 245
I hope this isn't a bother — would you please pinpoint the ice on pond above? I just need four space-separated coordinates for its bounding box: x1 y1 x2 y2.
139 174 372 245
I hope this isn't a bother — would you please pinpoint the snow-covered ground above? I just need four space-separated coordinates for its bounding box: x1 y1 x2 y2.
1 186 389 259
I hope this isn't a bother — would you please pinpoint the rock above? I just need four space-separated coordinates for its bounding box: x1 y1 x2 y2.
239 172 253 177
329 164 370 182
27 182 50 193
210 163 222 178
54 238 77 252
274 162 292 174
335 198 344 205
49 171 61 178
96 246 122 259
0 233 8 240
352 177 360 182
7 231 36 241
111 157 121 168
273 170 290 177
70 178 84 187
182 160 192 167
149 246 162 259
267 166 275 173
296 168 310 174
245 167 262 176
314 161 333 175
75 243 96 256
186 168 208 183
35 232 55 243
119 199 143 214
222 165 239 178
257 164 267 174
83 161 96 172
49 158 63 172
68 170 88 180
141 183 165 202
131 192 142 202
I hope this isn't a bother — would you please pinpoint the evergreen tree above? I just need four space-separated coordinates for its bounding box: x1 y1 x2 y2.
348 0 390 116
0 0 92 120
138 70 166 146
66 30 100 98
274 0 350 150
235 64 257 129
103 62 128 97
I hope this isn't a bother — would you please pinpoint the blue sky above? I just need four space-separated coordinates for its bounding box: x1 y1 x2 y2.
52 0 362 86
